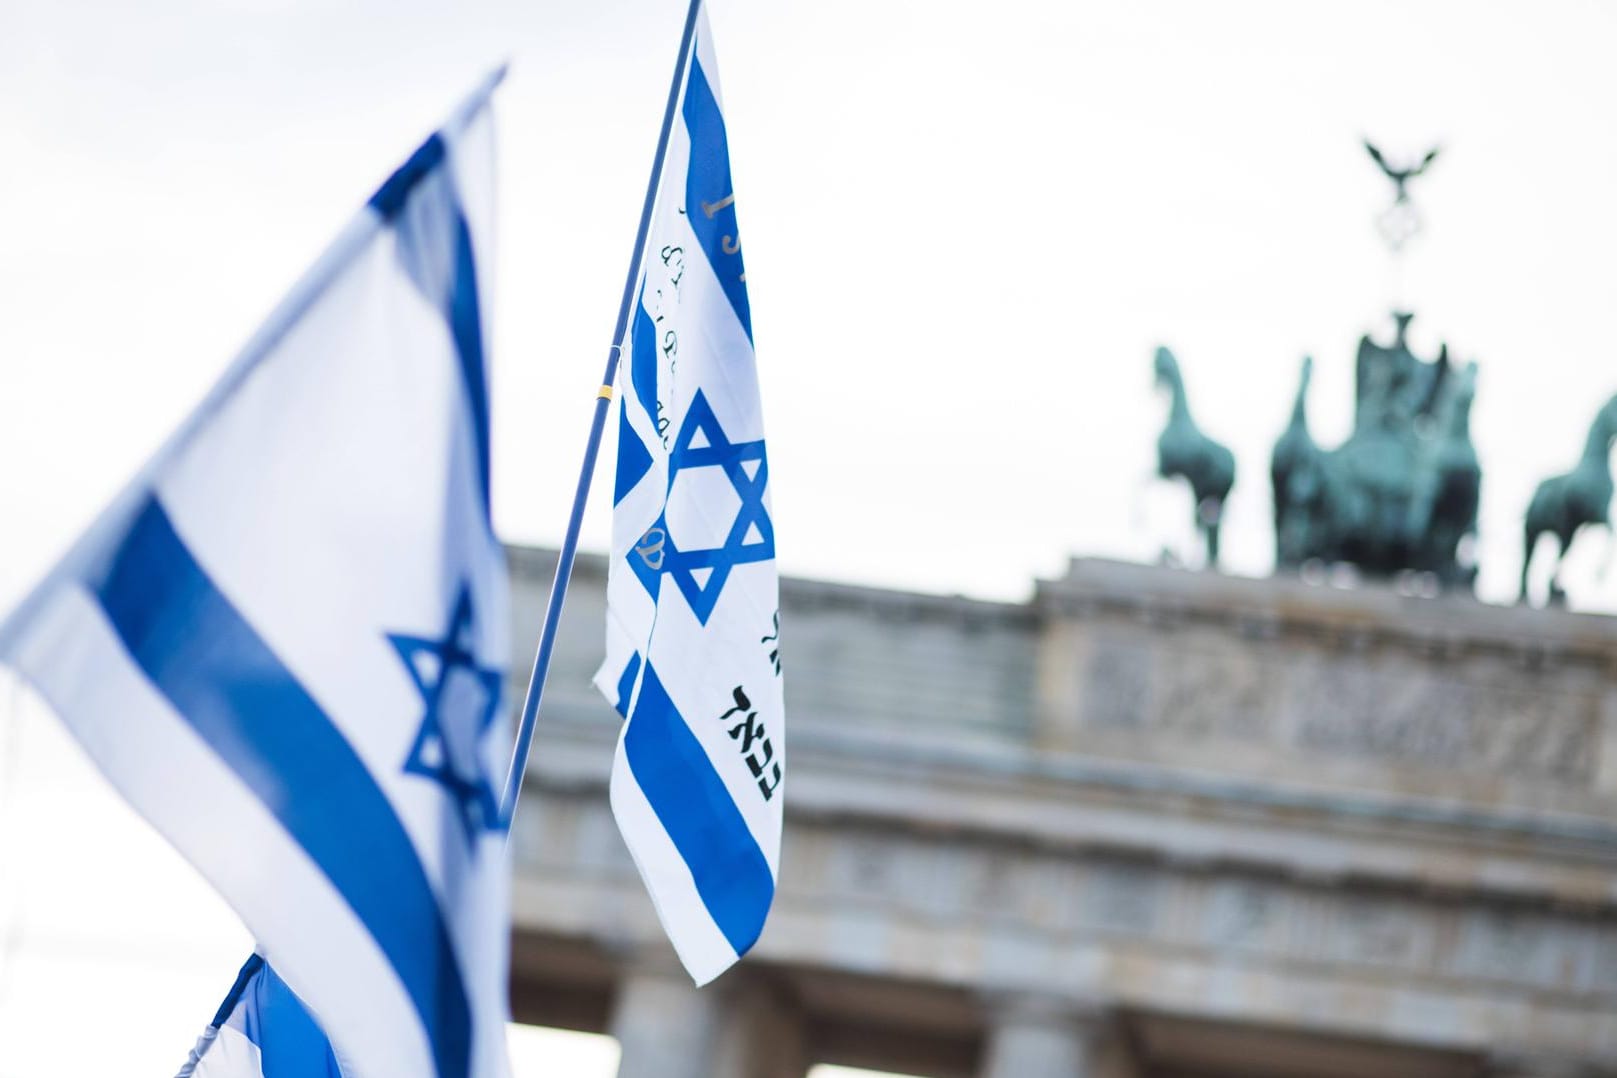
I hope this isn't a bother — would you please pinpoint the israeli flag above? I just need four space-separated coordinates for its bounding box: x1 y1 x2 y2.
0 73 512 1078
177 956 340 1077
593 9 783 986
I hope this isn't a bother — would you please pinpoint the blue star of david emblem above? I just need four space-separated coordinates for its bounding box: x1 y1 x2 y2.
628 389 774 625
388 585 504 844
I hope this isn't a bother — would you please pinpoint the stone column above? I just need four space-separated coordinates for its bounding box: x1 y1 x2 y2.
709 973 807 1078
980 993 1112 1078
1593 685 1617 796
610 950 806 1078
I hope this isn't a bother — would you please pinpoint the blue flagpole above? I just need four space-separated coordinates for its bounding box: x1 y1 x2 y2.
499 0 705 830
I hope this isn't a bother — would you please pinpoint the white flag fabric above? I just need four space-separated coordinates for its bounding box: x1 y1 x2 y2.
593 10 784 986
0 73 512 1078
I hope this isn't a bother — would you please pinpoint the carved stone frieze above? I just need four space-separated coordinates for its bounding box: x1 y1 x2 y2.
1293 659 1597 781
1075 630 1600 783
1081 636 1153 730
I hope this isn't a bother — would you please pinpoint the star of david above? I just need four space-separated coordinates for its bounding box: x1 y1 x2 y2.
388 585 504 844
628 389 774 625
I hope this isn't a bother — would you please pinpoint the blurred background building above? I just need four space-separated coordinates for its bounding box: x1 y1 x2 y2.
504 545 1617 1078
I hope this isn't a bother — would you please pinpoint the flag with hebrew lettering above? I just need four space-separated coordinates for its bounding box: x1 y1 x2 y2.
593 7 784 986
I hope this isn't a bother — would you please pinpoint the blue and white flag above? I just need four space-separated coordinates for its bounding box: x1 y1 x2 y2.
0 72 512 1078
178 956 340 1077
593 10 784 986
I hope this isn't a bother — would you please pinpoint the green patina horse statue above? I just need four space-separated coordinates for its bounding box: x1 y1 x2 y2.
1153 346 1236 567
1520 394 1617 605
1271 355 1326 568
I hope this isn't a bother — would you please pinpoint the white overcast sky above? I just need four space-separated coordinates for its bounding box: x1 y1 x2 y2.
2 1 1616 1075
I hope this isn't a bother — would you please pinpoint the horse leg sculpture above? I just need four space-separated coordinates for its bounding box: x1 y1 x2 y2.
1549 529 1574 606
1519 524 1537 605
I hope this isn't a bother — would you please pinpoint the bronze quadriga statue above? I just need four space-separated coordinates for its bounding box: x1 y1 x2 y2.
1145 140 1614 602
1151 315 1483 586
1269 313 1480 588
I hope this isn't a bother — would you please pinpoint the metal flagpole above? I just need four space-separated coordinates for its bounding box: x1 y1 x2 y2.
498 0 705 830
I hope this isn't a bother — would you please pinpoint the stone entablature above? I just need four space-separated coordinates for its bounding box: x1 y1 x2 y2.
505 547 1617 1076
1037 558 1617 807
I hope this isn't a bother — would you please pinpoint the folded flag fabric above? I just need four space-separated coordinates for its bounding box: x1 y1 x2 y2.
0 70 513 1078
593 8 785 986
177 956 340 1078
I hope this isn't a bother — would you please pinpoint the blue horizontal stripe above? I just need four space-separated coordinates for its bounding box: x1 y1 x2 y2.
629 302 661 437
233 961 342 1078
442 212 492 522
92 497 471 1078
623 662 774 955
211 954 266 1029
613 652 641 719
369 133 448 222
383 135 493 524
682 55 752 344
613 399 654 506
